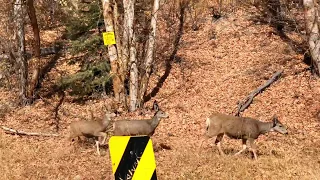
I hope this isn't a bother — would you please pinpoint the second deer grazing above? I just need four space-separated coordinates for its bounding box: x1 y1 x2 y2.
113 110 169 136
69 112 116 155
203 112 288 160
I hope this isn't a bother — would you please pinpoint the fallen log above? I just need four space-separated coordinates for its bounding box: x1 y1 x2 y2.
235 70 283 116
1 126 59 137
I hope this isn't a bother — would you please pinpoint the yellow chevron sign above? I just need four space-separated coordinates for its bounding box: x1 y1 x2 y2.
109 136 157 180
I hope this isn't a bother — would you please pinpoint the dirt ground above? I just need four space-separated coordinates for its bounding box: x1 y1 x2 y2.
1 6 320 180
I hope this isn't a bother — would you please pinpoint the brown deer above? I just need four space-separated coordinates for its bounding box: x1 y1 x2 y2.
113 102 168 136
69 112 116 155
113 110 169 136
202 113 288 160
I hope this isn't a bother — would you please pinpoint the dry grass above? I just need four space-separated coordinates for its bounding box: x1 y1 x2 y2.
1 4 320 180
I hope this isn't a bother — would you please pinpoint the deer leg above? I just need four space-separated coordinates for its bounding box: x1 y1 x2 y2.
78 136 85 146
215 133 225 156
93 132 107 156
93 132 107 145
235 139 247 156
100 132 107 145
95 140 101 156
248 138 258 160
198 137 209 153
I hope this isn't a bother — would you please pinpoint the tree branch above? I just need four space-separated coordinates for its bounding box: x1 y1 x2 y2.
1 126 59 137
235 70 283 116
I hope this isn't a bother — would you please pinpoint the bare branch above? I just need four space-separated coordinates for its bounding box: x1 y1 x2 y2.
1 126 59 137
236 70 283 116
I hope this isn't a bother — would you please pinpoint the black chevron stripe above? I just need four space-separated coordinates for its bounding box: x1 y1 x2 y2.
114 136 150 180
151 169 157 180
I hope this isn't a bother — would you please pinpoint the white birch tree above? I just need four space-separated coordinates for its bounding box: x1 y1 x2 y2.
303 0 320 76
123 0 138 111
139 0 160 106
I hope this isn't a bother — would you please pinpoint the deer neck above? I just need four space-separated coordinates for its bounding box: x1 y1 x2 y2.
258 121 274 134
150 116 161 129
102 117 111 127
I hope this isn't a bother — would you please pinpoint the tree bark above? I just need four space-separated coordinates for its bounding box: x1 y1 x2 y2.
123 0 138 111
303 0 320 76
101 0 123 101
14 0 28 105
26 0 41 101
113 0 126 103
122 0 130 75
235 70 283 116
139 0 160 106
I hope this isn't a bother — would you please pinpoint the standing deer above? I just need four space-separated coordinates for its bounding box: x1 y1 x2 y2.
69 112 116 155
202 112 288 160
113 110 169 136
112 101 169 136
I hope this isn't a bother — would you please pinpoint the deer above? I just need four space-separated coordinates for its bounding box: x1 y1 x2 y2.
112 101 169 136
68 112 116 155
201 112 288 160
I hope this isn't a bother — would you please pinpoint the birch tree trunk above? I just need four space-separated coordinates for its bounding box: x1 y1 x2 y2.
123 0 138 111
122 1 130 76
101 0 123 101
303 0 320 76
139 0 160 106
14 0 28 105
26 0 41 101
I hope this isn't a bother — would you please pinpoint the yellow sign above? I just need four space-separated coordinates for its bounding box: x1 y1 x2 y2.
103 32 116 45
109 136 157 180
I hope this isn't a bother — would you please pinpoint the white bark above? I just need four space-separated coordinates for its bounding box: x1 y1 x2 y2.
122 0 131 72
145 0 159 70
129 50 138 111
139 0 160 105
303 0 320 75
124 0 138 111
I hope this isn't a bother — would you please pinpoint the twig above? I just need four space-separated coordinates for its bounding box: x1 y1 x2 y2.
53 91 65 132
1 126 59 137
236 70 283 116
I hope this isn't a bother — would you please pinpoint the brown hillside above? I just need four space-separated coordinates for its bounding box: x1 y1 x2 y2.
1 5 320 180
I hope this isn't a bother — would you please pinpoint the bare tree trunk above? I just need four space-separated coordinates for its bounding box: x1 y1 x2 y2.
113 0 126 103
14 0 28 105
129 40 138 111
139 0 160 106
303 0 320 76
218 0 222 14
122 0 130 75
26 0 41 101
113 2 122 61
123 0 138 111
101 0 123 101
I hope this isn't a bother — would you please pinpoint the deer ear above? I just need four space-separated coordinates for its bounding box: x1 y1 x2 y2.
272 115 278 127
153 100 159 112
